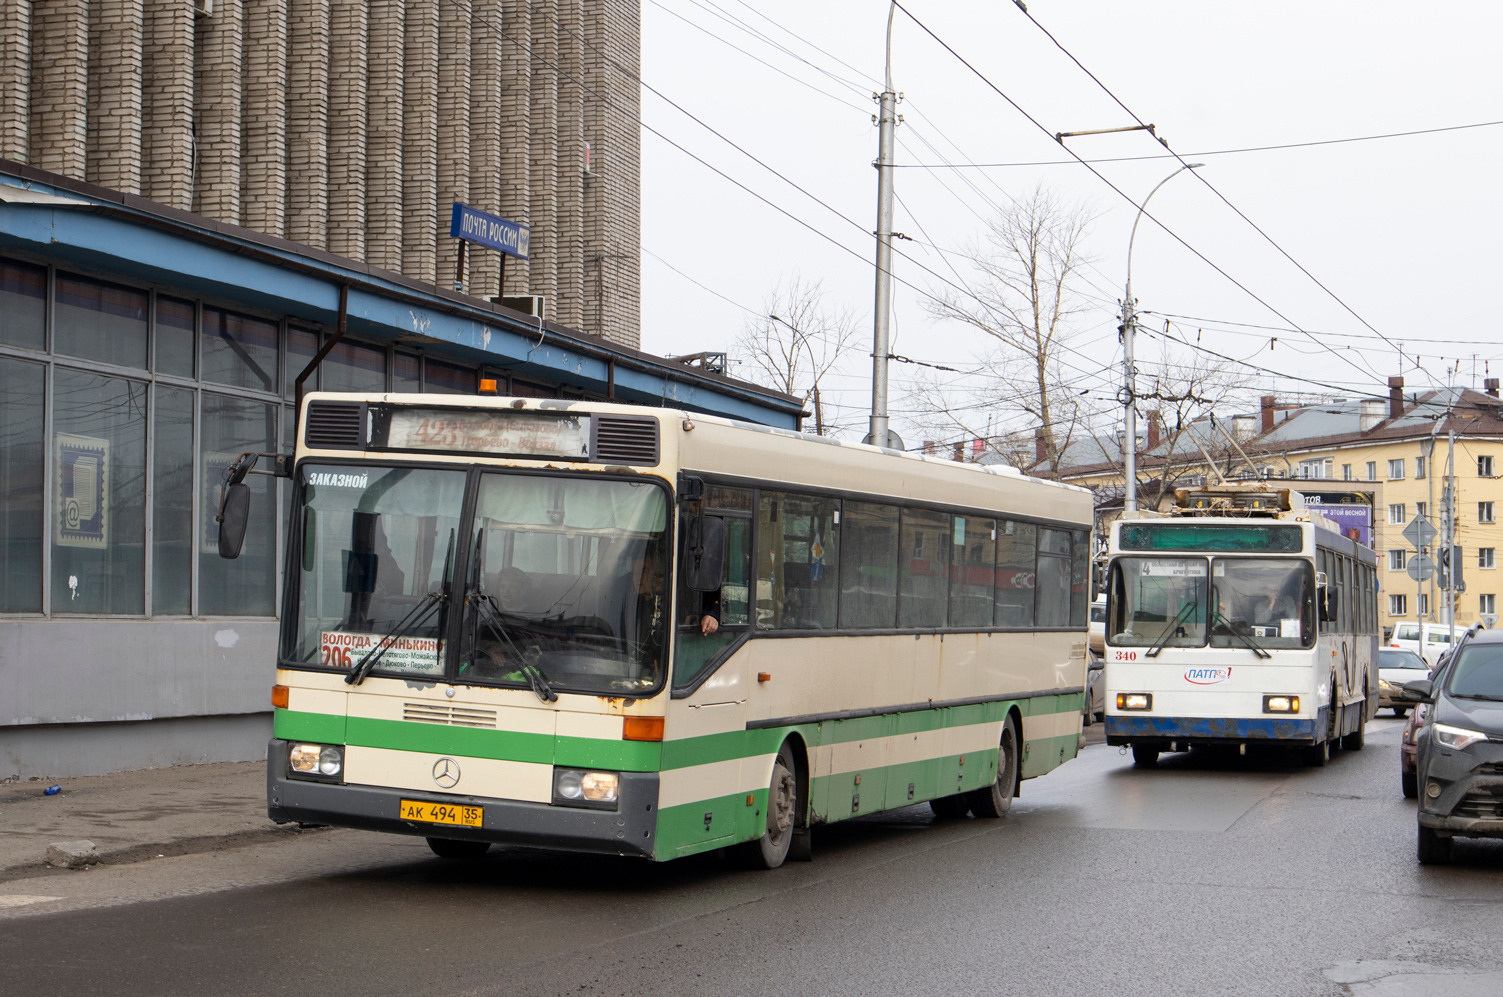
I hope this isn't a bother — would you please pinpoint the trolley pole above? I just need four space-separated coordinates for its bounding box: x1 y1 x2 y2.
867 4 898 450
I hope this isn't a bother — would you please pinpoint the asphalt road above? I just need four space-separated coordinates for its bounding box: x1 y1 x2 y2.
4 716 1502 997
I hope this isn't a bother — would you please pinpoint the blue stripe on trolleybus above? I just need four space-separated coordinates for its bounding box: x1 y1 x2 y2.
1105 715 1317 740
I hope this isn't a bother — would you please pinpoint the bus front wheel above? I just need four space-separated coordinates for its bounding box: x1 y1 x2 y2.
426 837 491 859
741 742 799 869
968 715 1019 818
1131 745 1159 767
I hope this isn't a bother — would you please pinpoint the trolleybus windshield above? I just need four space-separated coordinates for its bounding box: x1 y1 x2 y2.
1108 557 1209 648
1209 558 1314 650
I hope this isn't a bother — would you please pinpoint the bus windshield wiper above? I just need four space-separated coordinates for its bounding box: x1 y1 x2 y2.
1145 601 1200 658
1212 610 1272 659
471 592 558 702
345 588 447 685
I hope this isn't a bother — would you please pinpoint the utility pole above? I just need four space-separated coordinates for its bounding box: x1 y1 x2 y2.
1447 425 1457 640
866 3 898 450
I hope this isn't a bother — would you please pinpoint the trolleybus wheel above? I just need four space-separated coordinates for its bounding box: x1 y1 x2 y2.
742 741 799 869
1131 745 1159 767
968 715 1019 818
1304 737 1329 767
426 837 491 859
1341 706 1366 751
1417 824 1452 865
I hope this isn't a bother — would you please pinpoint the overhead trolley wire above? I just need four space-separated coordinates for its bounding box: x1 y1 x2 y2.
1007 0 1420 380
890 1 1401 395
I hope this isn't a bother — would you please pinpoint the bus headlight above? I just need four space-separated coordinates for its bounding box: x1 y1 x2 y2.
289 743 343 779
1116 693 1152 711
1263 696 1300 714
553 768 620 809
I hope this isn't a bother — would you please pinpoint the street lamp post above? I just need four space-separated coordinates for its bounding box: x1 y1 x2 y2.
1121 163 1202 512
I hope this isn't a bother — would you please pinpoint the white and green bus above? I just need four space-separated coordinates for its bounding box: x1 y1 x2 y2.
226 393 1093 867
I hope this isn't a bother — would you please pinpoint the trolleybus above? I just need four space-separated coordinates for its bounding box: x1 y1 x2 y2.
1102 487 1378 766
220 392 1094 866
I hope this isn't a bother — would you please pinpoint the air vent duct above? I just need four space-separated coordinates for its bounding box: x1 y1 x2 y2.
304 401 366 450
592 415 659 465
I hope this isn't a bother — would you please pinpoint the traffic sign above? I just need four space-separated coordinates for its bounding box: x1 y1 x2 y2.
1401 515 1437 549
1406 555 1435 582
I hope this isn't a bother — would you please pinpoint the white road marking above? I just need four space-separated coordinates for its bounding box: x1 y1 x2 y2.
0 895 62 908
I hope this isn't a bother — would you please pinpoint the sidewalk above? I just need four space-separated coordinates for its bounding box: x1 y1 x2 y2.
0 760 301 881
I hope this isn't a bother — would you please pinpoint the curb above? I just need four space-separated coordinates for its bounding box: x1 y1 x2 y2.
0 823 331 885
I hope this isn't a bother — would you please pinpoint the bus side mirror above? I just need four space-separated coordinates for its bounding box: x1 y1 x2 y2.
1318 586 1337 622
217 483 251 559
682 515 725 592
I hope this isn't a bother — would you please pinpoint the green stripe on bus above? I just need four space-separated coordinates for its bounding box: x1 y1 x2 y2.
1021 732 1081 780
655 789 766 857
274 708 346 744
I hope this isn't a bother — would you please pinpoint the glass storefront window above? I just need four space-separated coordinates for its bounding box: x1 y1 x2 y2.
153 386 195 615
199 393 277 615
51 369 147 614
0 257 46 350
284 326 319 398
202 306 278 393
424 358 476 394
322 338 387 392
0 357 44 611
54 272 148 369
155 296 196 378
393 352 421 392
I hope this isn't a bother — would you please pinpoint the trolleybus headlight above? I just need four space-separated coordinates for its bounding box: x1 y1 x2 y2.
289 742 343 779
1433 723 1488 751
553 768 620 809
1263 695 1300 714
1116 693 1152 711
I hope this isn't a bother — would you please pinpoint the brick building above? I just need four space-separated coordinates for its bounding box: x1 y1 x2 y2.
1 0 642 345
0 1 804 779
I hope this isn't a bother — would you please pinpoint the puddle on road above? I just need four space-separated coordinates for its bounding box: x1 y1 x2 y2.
1326 961 1503 996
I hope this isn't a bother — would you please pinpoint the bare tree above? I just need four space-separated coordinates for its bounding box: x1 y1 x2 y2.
734 274 861 435
920 185 1096 475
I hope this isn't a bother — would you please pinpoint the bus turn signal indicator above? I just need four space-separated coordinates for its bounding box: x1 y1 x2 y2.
271 685 289 709
623 716 664 742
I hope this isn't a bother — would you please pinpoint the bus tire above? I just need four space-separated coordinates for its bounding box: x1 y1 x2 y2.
929 794 970 819
1417 824 1452 865
1304 738 1329 767
968 715 1019 818
1131 745 1159 767
1341 706 1366 751
426 837 491 859
741 741 798 870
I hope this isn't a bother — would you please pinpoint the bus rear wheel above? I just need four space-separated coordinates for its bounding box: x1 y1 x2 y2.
1131 745 1159 767
426 837 491 859
741 742 798 870
1341 705 1366 751
968 715 1019 818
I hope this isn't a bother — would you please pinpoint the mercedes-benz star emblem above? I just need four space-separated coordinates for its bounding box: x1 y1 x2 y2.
431 757 461 789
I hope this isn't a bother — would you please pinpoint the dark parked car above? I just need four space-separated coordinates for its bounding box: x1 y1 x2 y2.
1400 700 1429 798
1404 625 1503 864
1378 648 1429 716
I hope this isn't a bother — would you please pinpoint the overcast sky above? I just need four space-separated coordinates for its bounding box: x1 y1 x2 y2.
638 1 1503 444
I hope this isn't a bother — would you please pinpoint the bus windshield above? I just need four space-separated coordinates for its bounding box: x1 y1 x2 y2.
458 472 670 695
290 465 468 677
1108 557 1209 648
1210 558 1315 650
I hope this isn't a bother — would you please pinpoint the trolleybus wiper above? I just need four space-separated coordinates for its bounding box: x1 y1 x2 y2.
1145 601 1200 658
1211 610 1272 659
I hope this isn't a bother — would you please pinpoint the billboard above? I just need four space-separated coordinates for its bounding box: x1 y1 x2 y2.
1305 494 1372 547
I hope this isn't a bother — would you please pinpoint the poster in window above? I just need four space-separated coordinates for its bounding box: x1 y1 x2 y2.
56 433 110 548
